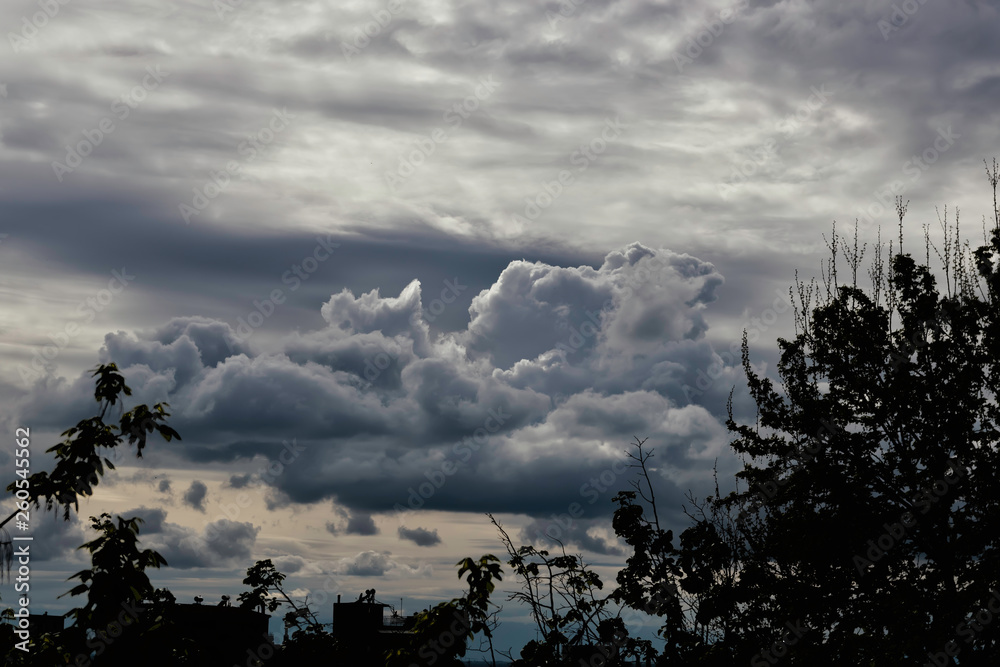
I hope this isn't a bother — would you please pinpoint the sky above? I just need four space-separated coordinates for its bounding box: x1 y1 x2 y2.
1 0 999 656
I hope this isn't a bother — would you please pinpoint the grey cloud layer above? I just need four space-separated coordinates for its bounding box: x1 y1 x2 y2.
2 0 994 265
3 0 997 562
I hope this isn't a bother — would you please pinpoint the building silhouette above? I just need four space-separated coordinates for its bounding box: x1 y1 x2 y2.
171 600 272 665
1 600 270 666
332 589 416 665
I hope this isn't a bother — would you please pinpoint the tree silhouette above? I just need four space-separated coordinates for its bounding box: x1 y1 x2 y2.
0 364 183 663
239 558 319 625
488 513 648 666
236 557 345 666
611 169 1000 665
3 363 180 524
611 437 745 665
386 554 503 667
58 513 186 665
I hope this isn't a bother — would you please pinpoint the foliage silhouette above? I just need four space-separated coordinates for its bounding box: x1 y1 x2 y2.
386 554 503 667
609 170 1000 665
488 513 649 666
2 363 180 523
1 364 184 664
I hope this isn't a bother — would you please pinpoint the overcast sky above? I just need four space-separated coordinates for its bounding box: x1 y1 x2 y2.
1 0 999 655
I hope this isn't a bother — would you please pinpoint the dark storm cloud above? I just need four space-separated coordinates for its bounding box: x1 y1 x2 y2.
228 473 253 489
183 480 208 513
398 526 442 547
345 511 379 536
11 243 738 525
520 517 624 557
122 506 168 534
333 551 431 578
29 510 87 563
141 517 260 570
273 555 307 575
326 508 380 536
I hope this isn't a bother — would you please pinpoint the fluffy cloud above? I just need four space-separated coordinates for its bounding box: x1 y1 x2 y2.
183 480 208 513
14 244 740 527
28 510 87 563
228 474 253 489
461 243 722 369
142 517 260 570
397 526 442 547
333 551 432 578
273 555 308 575
326 508 380 536
520 517 624 556
122 506 168 534
102 317 252 391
